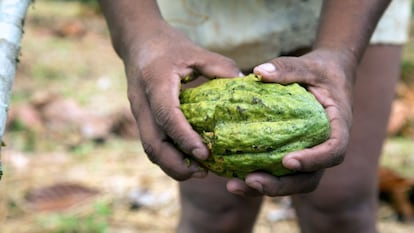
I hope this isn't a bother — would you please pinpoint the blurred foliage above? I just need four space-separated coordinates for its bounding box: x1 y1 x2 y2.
47 0 98 6
401 59 414 85
7 119 37 151
37 201 112 233
43 0 100 13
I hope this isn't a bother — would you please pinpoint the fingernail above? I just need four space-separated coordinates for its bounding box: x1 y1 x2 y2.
192 170 207 179
284 158 301 171
256 63 276 73
232 189 245 196
248 181 264 194
192 148 208 160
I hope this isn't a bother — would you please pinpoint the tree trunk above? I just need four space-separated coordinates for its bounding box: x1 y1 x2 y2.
0 0 31 179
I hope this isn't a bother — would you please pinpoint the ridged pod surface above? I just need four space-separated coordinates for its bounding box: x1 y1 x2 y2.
180 74 330 179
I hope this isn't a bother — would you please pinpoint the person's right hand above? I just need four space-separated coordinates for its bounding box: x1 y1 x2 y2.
226 48 355 197
123 20 241 181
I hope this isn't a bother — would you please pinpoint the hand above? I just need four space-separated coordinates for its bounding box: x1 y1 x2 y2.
123 21 241 180
226 49 356 196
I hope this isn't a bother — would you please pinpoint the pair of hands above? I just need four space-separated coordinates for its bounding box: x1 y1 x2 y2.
124 21 355 197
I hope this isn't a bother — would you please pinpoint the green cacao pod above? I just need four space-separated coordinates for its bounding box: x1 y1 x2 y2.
180 74 330 179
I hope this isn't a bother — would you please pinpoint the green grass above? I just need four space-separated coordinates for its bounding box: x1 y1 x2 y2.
37 200 112 233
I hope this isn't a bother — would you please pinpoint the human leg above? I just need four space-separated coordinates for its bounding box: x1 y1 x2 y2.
292 44 403 233
177 173 263 233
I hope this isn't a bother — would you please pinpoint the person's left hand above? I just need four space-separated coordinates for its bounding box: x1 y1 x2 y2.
226 49 356 196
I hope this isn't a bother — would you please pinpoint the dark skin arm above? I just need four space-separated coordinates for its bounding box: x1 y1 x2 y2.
98 0 390 196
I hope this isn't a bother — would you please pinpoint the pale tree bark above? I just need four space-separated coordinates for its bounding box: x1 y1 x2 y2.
0 0 31 179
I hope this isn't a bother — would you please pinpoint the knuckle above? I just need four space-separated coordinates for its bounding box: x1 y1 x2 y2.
127 87 143 108
315 60 348 84
127 84 143 99
171 132 191 150
326 141 347 167
271 57 298 73
127 91 136 104
142 141 193 181
221 56 238 68
152 106 189 148
142 142 159 164
330 152 345 167
153 105 174 128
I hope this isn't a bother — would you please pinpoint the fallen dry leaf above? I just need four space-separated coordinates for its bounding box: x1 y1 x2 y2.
25 182 100 212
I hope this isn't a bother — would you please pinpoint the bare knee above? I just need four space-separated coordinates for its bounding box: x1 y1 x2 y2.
179 201 256 233
292 175 378 233
178 175 263 233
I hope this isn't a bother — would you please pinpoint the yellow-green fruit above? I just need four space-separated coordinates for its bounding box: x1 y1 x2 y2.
180 74 330 179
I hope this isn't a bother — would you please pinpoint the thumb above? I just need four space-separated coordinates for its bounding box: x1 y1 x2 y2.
253 57 314 84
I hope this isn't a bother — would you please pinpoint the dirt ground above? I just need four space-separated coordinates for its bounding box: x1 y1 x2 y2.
1 1 414 232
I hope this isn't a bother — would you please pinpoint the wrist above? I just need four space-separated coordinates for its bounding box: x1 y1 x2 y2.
99 0 167 61
114 18 168 62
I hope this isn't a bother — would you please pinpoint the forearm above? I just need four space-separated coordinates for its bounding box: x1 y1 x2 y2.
98 0 164 59
314 0 391 70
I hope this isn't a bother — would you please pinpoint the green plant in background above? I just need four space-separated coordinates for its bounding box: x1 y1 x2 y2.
7 120 37 152
47 0 99 9
42 0 100 14
412 0 414 15
71 142 97 159
47 0 97 5
38 200 112 233
401 59 414 85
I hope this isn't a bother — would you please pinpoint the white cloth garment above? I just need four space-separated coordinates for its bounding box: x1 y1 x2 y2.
157 0 411 69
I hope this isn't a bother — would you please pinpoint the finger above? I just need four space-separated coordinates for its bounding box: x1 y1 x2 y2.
253 58 316 85
282 105 348 172
137 112 208 180
193 50 242 78
142 138 208 180
144 71 210 160
226 178 263 197
244 171 324 196
130 87 208 180
145 52 240 158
